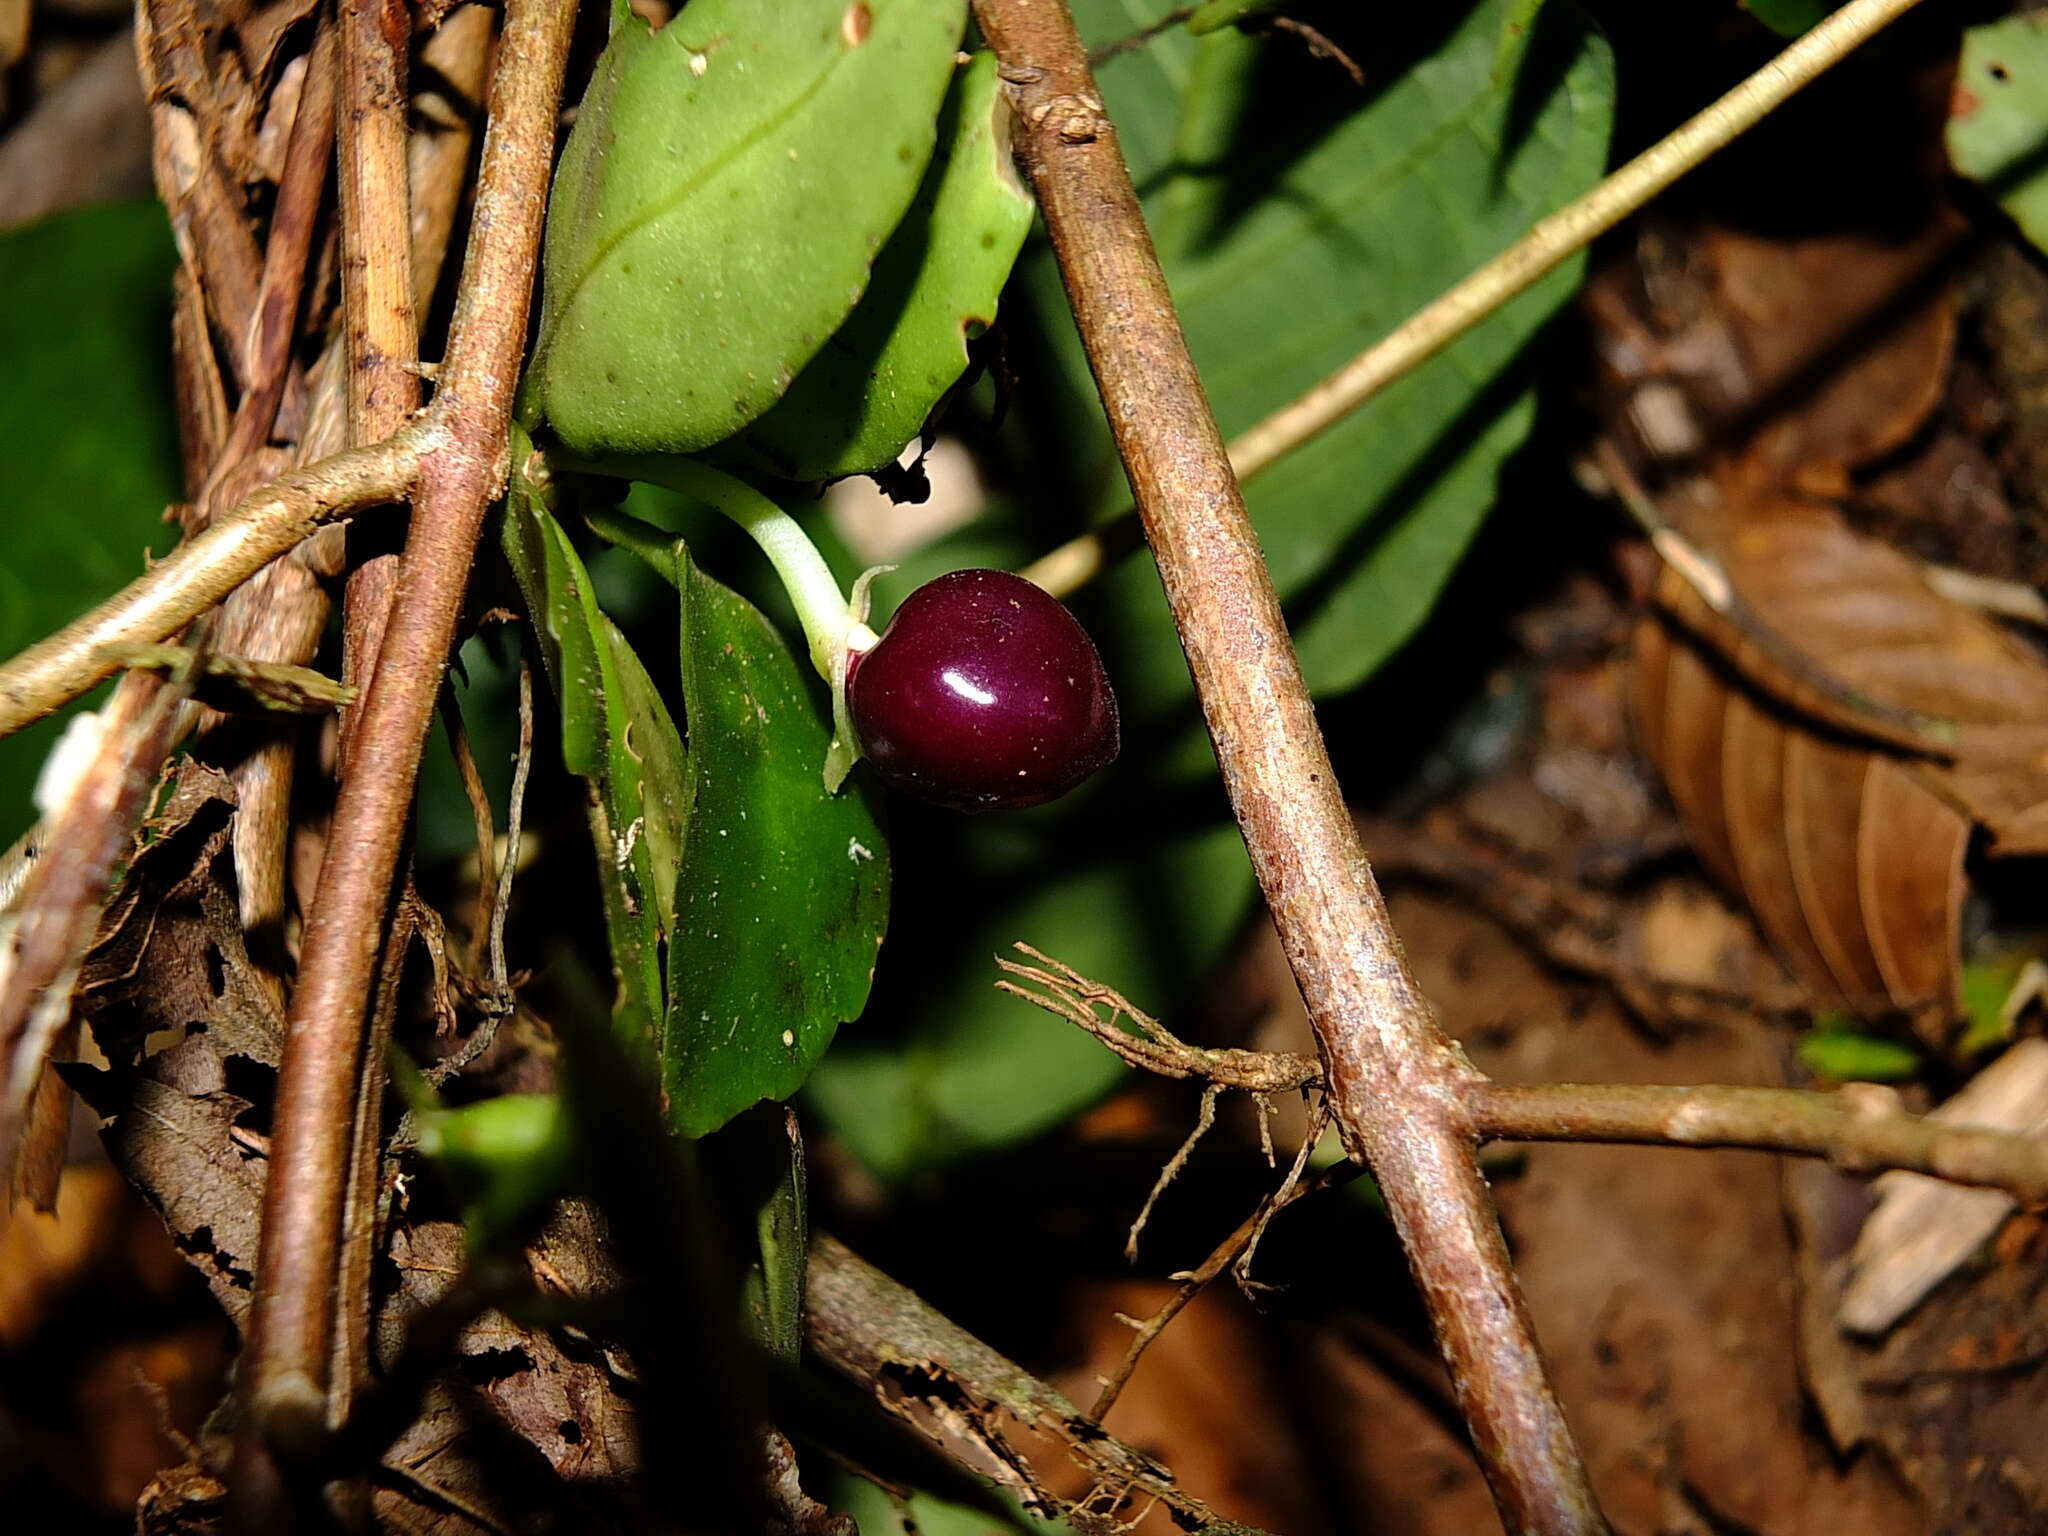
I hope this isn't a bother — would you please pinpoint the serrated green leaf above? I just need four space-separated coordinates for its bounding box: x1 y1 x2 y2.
502 441 690 1034
1798 1028 1922 1084
733 51 1035 481
0 203 180 842
1949 15 2048 256
523 0 967 456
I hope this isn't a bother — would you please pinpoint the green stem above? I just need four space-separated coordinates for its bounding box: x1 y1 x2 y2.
581 454 875 680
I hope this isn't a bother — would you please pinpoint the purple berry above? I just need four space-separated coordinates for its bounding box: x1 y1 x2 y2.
847 569 1119 812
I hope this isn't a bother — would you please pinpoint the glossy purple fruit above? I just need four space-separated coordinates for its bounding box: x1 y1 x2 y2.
847 569 1119 812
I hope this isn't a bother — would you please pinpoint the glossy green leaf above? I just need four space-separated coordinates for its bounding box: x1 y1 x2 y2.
590 499 891 1138
1949 15 2048 256
523 0 967 456
1798 1026 1921 1084
734 52 1035 481
503 441 690 1035
0 203 180 843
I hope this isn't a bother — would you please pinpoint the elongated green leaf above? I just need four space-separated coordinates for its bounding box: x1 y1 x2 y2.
1949 15 2048 256
1798 1026 1921 1084
734 51 1035 481
1074 0 1615 704
0 203 180 842
524 0 966 456
503 443 690 1034
591 501 891 1137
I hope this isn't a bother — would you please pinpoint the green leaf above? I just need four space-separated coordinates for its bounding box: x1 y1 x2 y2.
1959 948 2041 1060
414 1093 575 1255
1496 0 1547 75
1187 0 1280 38
523 0 967 456
1949 15 2048 256
1742 0 1835 39
1047 0 1616 703
1798 1026 1921 1084
667 540 889 1133
502 439 690 1036
591 498 891 1138
733 51 1035 481
704 1104 811 1364
0 203 180 843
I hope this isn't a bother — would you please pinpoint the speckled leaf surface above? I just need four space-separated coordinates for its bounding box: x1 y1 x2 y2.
734 51 1035 480
524 0 966 456
662 542 889 1136
503 441 689 1032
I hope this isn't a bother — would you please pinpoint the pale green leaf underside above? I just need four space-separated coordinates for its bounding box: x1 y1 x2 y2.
526 0 966 456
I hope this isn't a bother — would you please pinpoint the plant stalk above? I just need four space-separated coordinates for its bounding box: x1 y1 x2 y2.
236 0 574 1501
970 3 1604 1530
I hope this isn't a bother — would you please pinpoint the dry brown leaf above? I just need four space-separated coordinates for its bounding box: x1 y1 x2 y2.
1593 216 1961 482
1789 1160 2048 1530
1629 489 2048 1033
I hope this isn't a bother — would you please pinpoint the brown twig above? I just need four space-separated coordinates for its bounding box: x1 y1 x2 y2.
199 16 342 978
1091 1097 1342 1422
1466 1080 2048 1198
0 431 423 740
972 5 1603 1528
1125 1081 1221 1261
491 655 534 995
805 1234 1238 1531
996 943 1318 1093
240 0 573 1477
1002 946 2048 1203
439 685 498 970
337 0 423 730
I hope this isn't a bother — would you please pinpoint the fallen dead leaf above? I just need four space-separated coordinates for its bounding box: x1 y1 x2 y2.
1629 485 2048 1037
